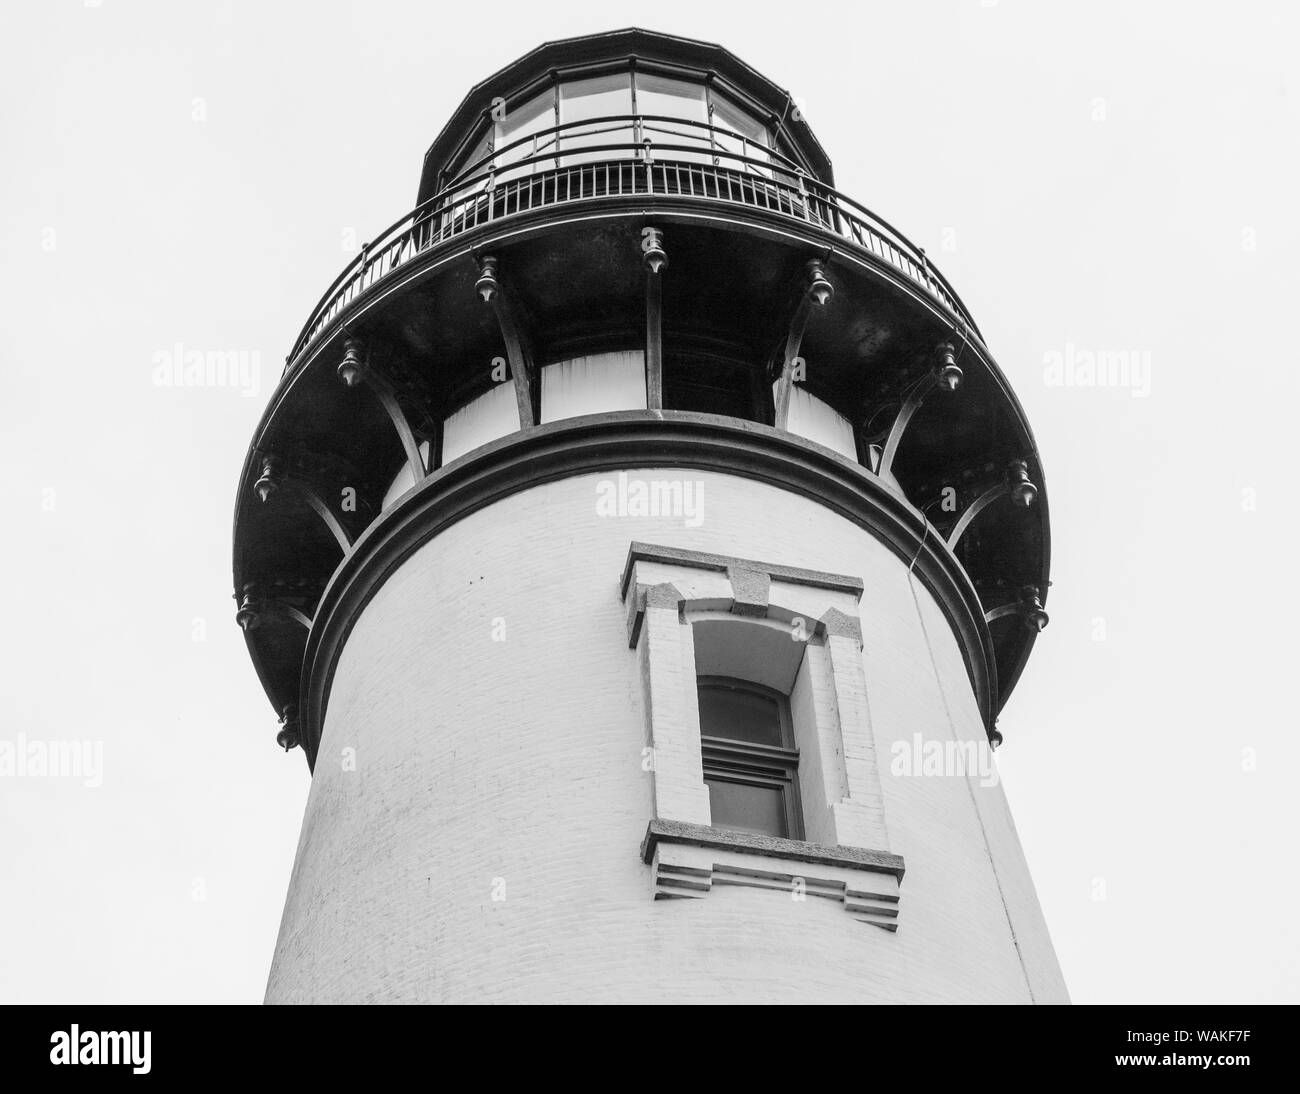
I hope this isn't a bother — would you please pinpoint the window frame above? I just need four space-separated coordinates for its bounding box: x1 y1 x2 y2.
696 674 804 841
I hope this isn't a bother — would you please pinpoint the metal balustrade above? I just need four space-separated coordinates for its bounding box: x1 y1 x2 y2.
287 115 981 365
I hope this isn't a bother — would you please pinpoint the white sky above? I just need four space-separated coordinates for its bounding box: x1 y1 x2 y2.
1 0 1296 1004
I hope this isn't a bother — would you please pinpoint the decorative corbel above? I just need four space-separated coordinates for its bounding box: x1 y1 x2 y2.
336 336 367 388
474 254 537 428
252 455 354 554
277 703 300 751
946 458 1038 550
772 258 834 430
233 581 313 632
333 335 426 483
234 582 264 632
984 585 1049 632
876 341 964 481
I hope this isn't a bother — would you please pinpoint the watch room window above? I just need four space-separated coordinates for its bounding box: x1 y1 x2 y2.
697 676 802 839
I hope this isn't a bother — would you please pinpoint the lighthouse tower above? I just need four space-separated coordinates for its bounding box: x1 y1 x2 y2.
234 28 1068 1004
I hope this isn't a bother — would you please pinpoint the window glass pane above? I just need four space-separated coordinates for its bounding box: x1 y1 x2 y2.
559 74 633 164
494 91 556 177
711 94 771 173
465 126 495 177
438 125 496 236
560 73 633 122
635 73 710 163
635 73 708 123
698 683 783 746
712 95 768 144
706 777 788 838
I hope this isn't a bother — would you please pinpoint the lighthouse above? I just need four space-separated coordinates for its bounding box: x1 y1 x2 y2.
234 28 1068 1004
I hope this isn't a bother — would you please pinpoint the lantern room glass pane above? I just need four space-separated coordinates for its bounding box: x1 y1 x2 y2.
711 94 772 177
494 90 557 179
455 124 494 183
635 73 708 123
439 123 499 235
634 73 710 162
559 73 634 164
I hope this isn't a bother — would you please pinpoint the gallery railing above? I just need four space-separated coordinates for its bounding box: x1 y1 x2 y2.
287 114 981 365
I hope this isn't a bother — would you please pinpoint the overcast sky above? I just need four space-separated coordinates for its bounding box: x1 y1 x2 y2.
1 0 1296 1004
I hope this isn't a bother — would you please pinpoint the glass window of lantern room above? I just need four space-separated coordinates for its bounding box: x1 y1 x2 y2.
558 73 633 165
454 124 494 185
632 72 711 163
697 676 803 840
493 88 558 180
709 92 772 178
437 123 499 240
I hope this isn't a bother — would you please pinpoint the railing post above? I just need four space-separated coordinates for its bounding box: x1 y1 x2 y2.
919 247 934 299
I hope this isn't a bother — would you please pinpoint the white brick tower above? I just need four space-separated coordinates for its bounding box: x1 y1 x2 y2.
235 29 1068 1004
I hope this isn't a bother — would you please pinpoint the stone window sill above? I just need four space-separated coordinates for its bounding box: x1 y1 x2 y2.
640 819 904 930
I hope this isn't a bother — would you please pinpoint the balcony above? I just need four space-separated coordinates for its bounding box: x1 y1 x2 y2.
287 115 981 367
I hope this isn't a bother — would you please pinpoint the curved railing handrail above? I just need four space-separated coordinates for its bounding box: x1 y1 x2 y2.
285 116 983 366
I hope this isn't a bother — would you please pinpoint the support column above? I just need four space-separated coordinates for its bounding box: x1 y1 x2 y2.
642 227 667 410
773 258 833 430
475 255 537 428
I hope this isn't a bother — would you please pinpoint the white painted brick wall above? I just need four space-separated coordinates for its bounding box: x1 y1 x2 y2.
265 469 1068 1004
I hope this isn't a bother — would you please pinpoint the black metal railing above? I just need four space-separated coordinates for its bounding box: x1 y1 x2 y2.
287 115 981 364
